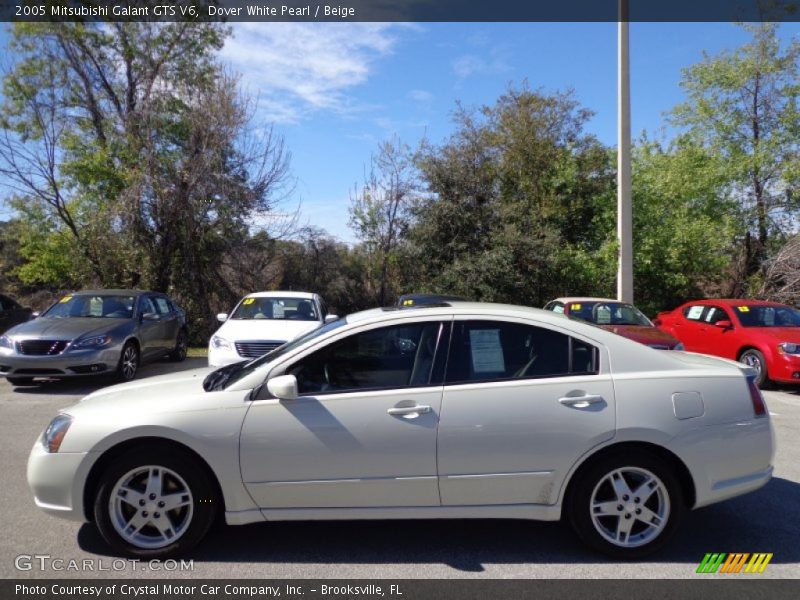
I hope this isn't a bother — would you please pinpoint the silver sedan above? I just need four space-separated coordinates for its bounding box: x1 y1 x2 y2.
28 302 774 559
1 290 188 386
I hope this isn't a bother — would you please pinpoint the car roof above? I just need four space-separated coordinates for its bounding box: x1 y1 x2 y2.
245 291 316 299
551 297 623 304
684 298 790 307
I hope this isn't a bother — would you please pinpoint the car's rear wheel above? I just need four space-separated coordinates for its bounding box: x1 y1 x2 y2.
6 376 35 386
567 451 685 558
115 342 139 382
169 329 188 362
93 447 217 558
739 349 772 389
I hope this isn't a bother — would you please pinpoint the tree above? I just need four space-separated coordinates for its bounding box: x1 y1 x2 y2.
409 85 615 305
0 23 291 340
671 23 800 293
349 137 417 306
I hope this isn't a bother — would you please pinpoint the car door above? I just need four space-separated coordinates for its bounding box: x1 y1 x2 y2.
152 295 179 350
437 317 615 506
239 319 449 509
136 295 163 360
694 304 738 358
671 304 708 351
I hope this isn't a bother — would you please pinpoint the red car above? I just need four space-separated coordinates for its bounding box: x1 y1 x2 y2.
544 297 683 350
654 299 800 387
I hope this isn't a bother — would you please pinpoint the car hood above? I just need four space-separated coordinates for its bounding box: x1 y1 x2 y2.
214 318 320 342
5 317 128 340
69 368 219 415
597 324 680 348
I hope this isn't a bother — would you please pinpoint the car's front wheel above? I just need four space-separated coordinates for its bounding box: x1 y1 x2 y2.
115 342 139 382
93 447 218 557
567 451 685 559
739 348 772 388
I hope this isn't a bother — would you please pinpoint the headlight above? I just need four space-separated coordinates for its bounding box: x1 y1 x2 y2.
70 335 112 350
211 335 231 350
42 415 72 453
778 342 800 355
0 335 12 350
673 342 685 351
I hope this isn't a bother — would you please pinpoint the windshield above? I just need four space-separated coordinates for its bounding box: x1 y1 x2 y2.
204 318 347 391
230 296 319 322
736 305 800 327
43 295 135 319
567 301 652 327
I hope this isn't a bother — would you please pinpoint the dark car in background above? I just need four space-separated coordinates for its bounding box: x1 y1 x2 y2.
0 293 33 335
0 290 188 387
544 297 683 350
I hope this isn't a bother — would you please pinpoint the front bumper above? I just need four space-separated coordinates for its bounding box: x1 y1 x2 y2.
208 344 245 368
27 440 92 522
0 346 121 378
769 352 800 383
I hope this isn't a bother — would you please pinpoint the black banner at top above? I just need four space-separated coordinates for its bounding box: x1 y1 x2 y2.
2 0 800 23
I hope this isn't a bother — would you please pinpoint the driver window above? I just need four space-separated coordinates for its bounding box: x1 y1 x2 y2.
704 306 729 324
287 322 443 395
139 296 158 317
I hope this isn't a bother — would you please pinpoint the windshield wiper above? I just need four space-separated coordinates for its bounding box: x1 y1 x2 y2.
203 361 247 392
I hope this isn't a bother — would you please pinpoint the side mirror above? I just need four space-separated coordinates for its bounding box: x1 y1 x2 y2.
266 374 298 400
324 314 338 323
715 320 732 329
141 312 159 322
217 313 228 322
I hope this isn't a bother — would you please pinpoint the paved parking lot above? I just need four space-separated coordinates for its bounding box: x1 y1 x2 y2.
1 362 798 579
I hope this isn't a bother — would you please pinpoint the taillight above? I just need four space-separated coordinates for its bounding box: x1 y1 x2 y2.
747 377 767 417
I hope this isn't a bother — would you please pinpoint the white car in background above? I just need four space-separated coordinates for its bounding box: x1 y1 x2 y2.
28 302 774 559
208 292 335 367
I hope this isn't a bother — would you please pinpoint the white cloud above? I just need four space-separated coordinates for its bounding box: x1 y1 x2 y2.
408 89 433 103
452 49 512 79
222 23 404 124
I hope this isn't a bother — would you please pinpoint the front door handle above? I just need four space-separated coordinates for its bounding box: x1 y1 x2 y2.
559 395 605 409
387 404 432 417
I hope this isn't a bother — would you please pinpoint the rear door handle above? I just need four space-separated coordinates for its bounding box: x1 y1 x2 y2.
559 395 604 408
388 404 432 417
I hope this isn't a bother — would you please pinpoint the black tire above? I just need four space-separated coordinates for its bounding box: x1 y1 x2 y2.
567 450 685 559
739 348 772 389
93 446 218 558
7 376 35 386
169 329 188 362
115 341 139 382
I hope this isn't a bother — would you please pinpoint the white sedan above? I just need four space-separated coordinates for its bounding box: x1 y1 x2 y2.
28 302 774 558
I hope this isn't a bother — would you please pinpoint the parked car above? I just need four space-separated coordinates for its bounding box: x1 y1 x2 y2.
396 293 467 307
0 290 188 386
654 299 800 387
209 291 336 367
544 297 683 350
29 301 773 559
0 293 33 335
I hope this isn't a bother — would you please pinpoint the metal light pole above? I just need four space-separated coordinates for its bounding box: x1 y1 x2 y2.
617 0 633 303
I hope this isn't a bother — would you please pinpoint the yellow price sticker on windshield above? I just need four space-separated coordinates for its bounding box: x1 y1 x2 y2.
59 296 72 303
571 303 582 310
403 299 414 306
243 298 255 305
738 306 750 312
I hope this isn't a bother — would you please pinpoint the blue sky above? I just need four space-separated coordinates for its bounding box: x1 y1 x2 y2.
2 22 800 242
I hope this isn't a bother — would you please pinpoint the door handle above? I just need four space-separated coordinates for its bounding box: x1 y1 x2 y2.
387 404 432 417
559 395 604 408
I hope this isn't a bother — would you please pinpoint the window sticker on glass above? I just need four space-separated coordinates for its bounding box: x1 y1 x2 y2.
469 329 505 373
552 305 565 314
242 298 255 305
738 306 750 312
59 296 72 303
273 302 285 318
571 303 582 310
686 306 704 320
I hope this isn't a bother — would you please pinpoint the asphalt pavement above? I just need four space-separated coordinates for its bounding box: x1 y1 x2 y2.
1 361 798 579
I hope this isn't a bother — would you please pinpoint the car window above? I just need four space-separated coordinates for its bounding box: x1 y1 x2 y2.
153 297 171 315
43 294 134 318
138 296 158 316
735 304 800 327
683 305 706 321
287 322 445 395
703 306 730 324
231 297 319 321
546 302 565 314
445 320 598 384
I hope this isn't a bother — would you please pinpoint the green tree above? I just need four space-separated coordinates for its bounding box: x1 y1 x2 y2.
671 23 800 293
